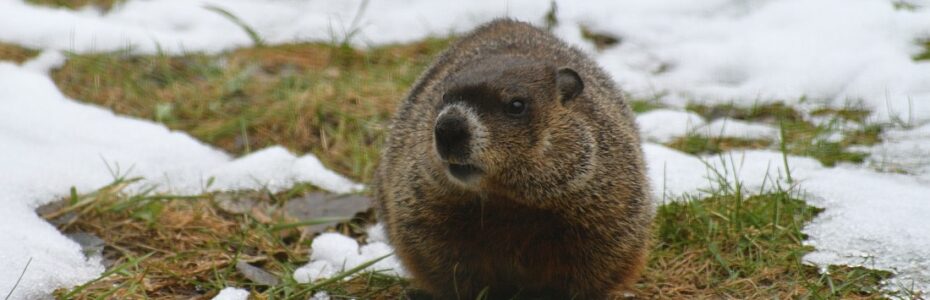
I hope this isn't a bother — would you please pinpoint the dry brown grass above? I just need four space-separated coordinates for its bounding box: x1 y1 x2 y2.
43 179 405 299
666 136 773 155
0 42 39 63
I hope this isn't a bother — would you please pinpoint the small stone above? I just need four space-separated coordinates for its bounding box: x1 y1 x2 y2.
283 193 370 233
214 191 262 214
65 232 105 259
235 261 281 286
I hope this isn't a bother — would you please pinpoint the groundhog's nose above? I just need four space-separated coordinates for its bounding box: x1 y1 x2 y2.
434 115 471 161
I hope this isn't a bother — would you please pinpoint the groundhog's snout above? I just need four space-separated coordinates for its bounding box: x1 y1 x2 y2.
434 106 484 182
434 113 471 161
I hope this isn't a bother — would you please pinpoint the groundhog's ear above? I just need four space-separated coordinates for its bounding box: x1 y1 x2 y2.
557 68 583 103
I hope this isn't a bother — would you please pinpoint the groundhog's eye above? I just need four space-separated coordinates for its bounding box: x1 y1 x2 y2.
505 99 527 116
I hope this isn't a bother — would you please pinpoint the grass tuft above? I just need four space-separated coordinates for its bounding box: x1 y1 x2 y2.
0 43 39 63
580 25 621 51
915 39 930 61
25 0 123 11
686 102 803 123
629 98 665 113
204 5 265 47
667 136 772 155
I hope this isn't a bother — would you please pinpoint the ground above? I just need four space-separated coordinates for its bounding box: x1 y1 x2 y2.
31 40 907 299
2 0 930 299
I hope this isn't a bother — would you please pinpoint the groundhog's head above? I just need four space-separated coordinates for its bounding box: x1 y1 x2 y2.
431 55 597 199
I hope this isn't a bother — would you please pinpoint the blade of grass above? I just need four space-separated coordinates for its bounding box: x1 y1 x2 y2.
4 257 32 300
270 216 351 231
204 5 264 47
300 253 392 294
62 252 154 299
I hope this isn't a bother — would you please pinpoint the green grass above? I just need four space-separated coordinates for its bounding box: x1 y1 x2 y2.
892 1 921 11
629 97 665 113
579 25 621 51
25 0 124 10
678 102 882 167
916 39 930 61
0 43 38 63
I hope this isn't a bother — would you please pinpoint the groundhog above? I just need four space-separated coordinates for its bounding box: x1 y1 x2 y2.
373 19 653 299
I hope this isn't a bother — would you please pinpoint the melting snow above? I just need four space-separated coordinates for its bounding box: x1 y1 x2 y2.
637 109 706 143
211 287 249 300
696 119 779 140
862 123 930 183
637 109 779 142
0 59 359 298
293 225 405 284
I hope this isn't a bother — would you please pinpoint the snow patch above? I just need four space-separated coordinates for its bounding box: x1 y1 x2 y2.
0 54 360 299
862 123 930 183
211 287 249 300
293 227 405 284
696 119 779 140
21 50 66 74
637 109 706 143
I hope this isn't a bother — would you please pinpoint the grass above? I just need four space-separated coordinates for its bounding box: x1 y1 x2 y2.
43 159 908 299
629 97 666 114
25 0 124 10
580 25 621 51
51 39 450 181
916 39 930 61
0 43 39 64
667 136 772 155
677 102 883 166
44 177 410 299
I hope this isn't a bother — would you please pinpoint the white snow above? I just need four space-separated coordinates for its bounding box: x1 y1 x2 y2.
637 109 779 142
1 0 929 297
293 226 405 284
636 109 779 143
311 291 331 300
0 58 360 298
585 0 930 122
211 287 250 300
862 123 930 182
637 109 706 143
696 119 779 140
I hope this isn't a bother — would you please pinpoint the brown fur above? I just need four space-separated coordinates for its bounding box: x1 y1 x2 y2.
373 19 653 299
